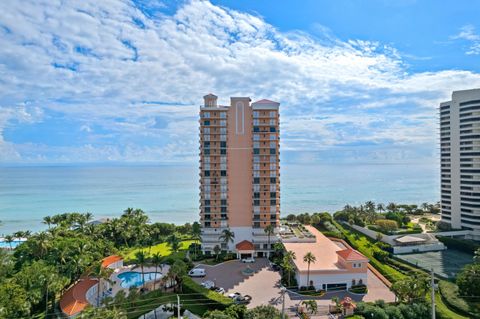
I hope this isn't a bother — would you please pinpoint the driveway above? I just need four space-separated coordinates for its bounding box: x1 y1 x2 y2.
191 258 269 290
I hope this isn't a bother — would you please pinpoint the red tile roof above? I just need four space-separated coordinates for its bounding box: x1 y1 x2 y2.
101 255 123 268
236 240 254 251
59 278 98 316
336 249 368 261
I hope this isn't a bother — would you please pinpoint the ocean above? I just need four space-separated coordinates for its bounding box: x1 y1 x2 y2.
0 163 439 235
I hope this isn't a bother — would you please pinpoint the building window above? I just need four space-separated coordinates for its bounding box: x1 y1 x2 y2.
220 120 226 126
254 148 260 154
254 177 260 184
221 199 227 206
204 141 210 148
220 112 226 118
253 134 260 141
269 111 276 117
253 111 259 117
254 200 260 206
204 171 210 177
204 120 210 126
220 141 227 148
221 170 227 176
205 207 210 213
270 163 276 170
270 177 276 183
270 192 276 198
221 206 227 213
220 149 226 155
269 142 276 148
270 135 276 140
202 112 210 118
204 149 210 155
270 171 277 177
254 192 260 198
270 148 276 155
254 156 260 163
270 126 276 132
204 200 210 206
270 199 276 205
203 128 210 134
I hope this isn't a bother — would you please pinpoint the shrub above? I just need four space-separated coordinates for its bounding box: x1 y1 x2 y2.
373 249 389 262
375 219 398 234
457 263 480 297
349 284 368 294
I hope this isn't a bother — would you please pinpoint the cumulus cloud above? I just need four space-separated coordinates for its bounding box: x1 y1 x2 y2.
1 0 480 163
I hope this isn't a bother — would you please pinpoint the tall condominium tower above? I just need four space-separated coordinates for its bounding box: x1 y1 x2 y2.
440 88 480 235
199 94 280 258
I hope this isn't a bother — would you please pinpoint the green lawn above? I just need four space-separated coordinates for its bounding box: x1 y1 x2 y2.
123 240 196 261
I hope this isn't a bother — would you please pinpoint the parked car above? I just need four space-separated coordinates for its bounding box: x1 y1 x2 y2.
234 294 252 305
201 280 215 289
213 287 225 294
188 268 206 277
241 257 255 263
270 263 280 271
228 292 241 299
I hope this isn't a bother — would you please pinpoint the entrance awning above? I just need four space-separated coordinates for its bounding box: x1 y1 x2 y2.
235 240 254 251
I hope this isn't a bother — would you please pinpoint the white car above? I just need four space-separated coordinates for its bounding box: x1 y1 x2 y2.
241 257 255 263
188 268 206 277
228 292 241 299
201 280 215 289
214 287 225 294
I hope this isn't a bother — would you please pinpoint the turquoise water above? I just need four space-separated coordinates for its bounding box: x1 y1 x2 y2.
0 163 439 234
0 240 25 249
118 271 162 288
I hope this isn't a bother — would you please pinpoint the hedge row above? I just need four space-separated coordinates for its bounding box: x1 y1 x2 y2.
181 276 233 309
438 280 480 318
437 236 480 254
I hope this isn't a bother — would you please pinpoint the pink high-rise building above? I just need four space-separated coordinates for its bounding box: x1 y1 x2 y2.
199 94 280 258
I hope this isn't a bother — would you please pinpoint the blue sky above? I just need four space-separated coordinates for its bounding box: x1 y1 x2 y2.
1 0 480 164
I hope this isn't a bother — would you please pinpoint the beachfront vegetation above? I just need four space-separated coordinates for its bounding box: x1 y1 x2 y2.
203 304 282 319
0 209 203 318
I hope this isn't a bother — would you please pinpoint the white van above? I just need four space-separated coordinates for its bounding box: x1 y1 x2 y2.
188 268 206 277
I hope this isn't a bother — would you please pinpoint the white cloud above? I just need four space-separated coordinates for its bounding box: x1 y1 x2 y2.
0 0 480 163
451 24 480 55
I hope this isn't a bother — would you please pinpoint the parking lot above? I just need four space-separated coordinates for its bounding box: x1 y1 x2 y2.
191 258 270 290
191 257 395 313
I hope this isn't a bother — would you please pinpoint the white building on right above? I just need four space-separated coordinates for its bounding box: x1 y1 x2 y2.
440 88 480 234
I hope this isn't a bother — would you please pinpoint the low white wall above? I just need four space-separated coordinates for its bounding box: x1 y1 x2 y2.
393 243 446 254
296 272 368 290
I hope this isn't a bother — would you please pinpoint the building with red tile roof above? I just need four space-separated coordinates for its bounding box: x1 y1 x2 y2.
59 278 98 317
101 255 123 269
283 225 368 291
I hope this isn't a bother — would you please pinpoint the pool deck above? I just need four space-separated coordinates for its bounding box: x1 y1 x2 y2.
108 264 170 298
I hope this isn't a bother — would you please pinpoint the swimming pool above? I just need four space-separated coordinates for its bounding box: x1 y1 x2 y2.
0 240 25 249
117 271 162 288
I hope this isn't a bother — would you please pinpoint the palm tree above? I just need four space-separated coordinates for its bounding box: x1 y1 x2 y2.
43 216 53 229
4 235 14 250
303 252 316 288
281 256 294 287
167 234 180 253
219 228 235 251
88 262 114 307
134 250 147 288
192 222 201 259
376 203 385 213
213 245 221 261
285 250 296 261
151 253 163 290
387 202 397 213
264 225 275 257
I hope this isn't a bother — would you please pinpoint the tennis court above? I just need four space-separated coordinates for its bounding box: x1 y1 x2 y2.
397 249 474 278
